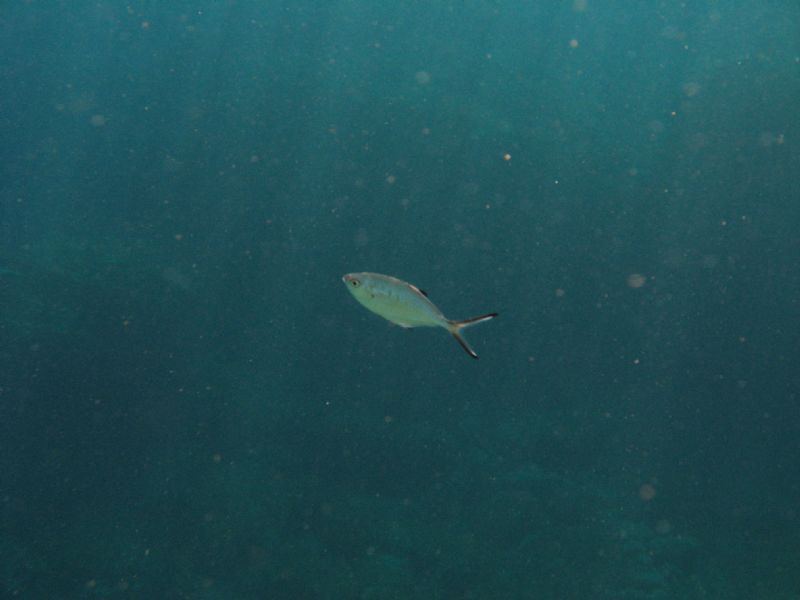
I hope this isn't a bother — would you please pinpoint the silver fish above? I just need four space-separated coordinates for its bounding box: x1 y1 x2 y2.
342 272 497 359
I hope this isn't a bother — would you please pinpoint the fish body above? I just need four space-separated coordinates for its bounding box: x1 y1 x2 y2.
342 272 497 358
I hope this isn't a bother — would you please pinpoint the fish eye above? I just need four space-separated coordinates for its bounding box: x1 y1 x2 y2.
350 279 360 287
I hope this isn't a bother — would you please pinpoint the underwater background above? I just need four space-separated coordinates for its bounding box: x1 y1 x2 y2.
1 1 799 598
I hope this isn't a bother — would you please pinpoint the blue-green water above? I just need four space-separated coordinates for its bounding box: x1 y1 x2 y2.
2 2 799 598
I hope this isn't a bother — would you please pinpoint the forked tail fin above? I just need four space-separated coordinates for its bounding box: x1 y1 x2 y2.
447 313 498 359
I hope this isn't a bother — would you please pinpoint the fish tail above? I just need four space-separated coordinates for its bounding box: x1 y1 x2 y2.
447 313 498 359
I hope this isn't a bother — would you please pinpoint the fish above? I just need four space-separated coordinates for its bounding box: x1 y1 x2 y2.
342 272 497 359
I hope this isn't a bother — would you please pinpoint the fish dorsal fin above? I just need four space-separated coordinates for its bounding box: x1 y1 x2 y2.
408 283 428 297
